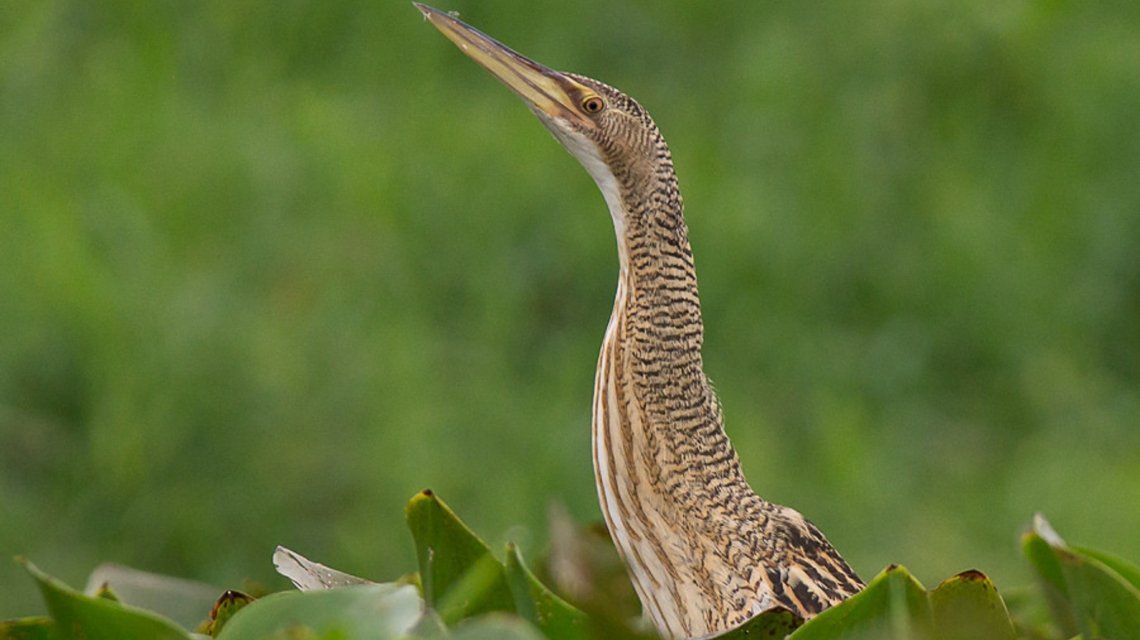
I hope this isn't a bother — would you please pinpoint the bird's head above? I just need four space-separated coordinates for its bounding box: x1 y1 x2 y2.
416 3 679 242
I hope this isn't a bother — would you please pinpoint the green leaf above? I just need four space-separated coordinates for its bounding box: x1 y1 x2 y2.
401 608 450 639
215 583 422 640
84 563 223 631
502 543 589 640
405 490 515 623
789 565 933 640
21 559 193 640
711 607 803 639
0 617 58 640
1072 546 1140 592
1024 514 1140 639
928 570 1016 640
1023 529 1078 637
449 614 545 640
1054 548 1140 640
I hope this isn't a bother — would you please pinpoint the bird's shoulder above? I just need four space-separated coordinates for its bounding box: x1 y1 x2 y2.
757 505 865 616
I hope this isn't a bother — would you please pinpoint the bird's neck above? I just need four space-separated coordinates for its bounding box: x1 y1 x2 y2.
608 176 707 390
594 186 769 637
597 178 755 486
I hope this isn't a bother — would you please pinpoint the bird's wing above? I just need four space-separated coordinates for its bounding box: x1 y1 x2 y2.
764 512 865 617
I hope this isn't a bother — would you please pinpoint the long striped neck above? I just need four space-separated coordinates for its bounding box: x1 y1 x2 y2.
597 170 758 507
609 189 715 436
592 166 768 638
587 133 865 637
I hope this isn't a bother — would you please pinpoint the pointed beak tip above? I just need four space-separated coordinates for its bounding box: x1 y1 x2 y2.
412 2 433 21
415 5 591 128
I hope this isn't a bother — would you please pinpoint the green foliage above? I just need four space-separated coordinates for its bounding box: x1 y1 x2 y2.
85 563 224 630
715 608 803 639
21 559 191 640
212 584 422 640
2 3 1139 619
1023 516 1140 640
787 565 931 639
448 615 545 640
0 618 55 640
928 571 1016 640
406 490 516 623
503 544 590 640
6 495 1140 639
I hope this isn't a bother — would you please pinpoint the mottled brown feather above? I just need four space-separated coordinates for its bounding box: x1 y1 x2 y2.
575 76 865 638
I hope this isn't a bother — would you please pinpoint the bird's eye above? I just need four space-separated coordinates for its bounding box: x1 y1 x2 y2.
581 96 605 114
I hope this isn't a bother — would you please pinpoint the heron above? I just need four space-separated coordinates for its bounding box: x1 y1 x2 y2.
415 5 864 638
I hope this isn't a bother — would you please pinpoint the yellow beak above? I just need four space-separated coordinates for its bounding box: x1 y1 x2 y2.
415 3 595 128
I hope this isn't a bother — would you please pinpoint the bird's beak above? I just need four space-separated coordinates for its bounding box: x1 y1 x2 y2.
415 3 595 128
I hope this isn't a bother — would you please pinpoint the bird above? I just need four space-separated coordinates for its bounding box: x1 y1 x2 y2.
415 5 865 638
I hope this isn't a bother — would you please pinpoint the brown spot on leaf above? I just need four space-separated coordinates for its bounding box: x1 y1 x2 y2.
956 569 988 581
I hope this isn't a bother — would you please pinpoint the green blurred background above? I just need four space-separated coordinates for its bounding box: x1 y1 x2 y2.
2 0 1138 619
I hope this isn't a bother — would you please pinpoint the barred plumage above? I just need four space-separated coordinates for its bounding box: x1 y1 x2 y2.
418 6 864 638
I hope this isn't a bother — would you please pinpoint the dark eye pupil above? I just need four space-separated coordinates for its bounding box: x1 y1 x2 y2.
584 98 602 113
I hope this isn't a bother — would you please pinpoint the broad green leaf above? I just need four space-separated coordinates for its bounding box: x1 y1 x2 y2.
1072 546 1140 592
711 607 803 639
432 555 508 624
450 614 545 640
1055 548 1140 640
1023 530 1078 637
0 617 57 640
401 608 450 639
1024 515 1140 639
789 565 933 640
215 583 422 640
22 559 193 640
928 570 1016 640
84 563 222 631
405 490 515 623
502 543 589 640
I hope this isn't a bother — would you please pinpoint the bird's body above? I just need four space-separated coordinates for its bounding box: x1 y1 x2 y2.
417 6 863 638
